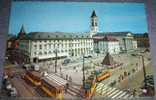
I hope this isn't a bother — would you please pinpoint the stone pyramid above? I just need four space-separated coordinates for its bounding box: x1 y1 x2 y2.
101 52 116 66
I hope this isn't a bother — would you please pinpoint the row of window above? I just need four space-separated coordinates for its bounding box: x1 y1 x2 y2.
34 43 93 50
33 40 93 43
33 49 92 56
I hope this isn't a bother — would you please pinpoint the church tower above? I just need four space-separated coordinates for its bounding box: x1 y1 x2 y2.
18 25 26 39
90 10 98 37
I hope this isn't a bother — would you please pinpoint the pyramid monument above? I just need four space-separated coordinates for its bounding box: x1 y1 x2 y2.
101 52 116 66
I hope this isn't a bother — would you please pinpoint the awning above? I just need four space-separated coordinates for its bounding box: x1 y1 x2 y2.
38 53 69 60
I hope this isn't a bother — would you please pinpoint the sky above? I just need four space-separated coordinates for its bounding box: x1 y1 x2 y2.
9 2 148 35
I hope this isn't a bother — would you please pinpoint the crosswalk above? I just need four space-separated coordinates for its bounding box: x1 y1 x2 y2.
96 83 133 99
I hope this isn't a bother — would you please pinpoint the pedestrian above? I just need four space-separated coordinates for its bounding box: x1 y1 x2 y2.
60 67 62 72
133 89 136 96
65 83 69 93
69 76 72 82
66 74 68 80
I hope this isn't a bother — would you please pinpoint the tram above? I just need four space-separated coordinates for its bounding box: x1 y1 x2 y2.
24 71 42 86
40 74 67 100
83 74 97 100
95 71 112 82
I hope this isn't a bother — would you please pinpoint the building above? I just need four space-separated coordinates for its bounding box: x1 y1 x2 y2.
134 33 149 48
93 32 137 52
93 36 120 54
15 10 139 64
123 33 138 51
91 10 137 53
18 30 94 63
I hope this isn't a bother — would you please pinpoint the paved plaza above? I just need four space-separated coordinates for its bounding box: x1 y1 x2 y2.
4 48 153 98
36 48 153 97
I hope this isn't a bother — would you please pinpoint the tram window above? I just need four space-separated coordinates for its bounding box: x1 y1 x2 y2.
58 90 60 94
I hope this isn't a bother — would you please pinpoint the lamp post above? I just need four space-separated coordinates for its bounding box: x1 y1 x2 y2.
54 49 58 73
141 55 147 88
82 54 85 88
137 54 147 88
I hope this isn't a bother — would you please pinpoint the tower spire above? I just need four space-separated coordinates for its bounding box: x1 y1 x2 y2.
90 10 98 37
91 10 97 17
20 25 26 33
18 24 26 39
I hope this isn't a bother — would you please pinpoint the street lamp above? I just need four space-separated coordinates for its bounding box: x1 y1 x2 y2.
82 54 85 88
136 54 147 88
54 49 58 73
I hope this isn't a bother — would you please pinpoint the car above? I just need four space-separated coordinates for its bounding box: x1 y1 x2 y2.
62 59 71 65
88 55 92 58
131 54 136 56
84 55 92 58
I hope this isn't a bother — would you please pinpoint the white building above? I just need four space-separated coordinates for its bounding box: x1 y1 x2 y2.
123 33 137 51
93 32 138 52
90 10 137 52
19 32 94 63
93 36 120 54
17 10 138 63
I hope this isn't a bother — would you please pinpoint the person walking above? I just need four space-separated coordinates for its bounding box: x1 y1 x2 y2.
65 83 69 93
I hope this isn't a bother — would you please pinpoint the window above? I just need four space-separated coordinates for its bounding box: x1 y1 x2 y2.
92 22 94 26
34 45 37 49
39 52 42 55
95 22 97 26
34 52 36 55
49 44 51 48
44 44 47 48
39 45 42 49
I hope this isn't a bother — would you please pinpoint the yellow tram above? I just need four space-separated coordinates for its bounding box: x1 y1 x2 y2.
24 71 67 99
40 74 67 100
96 71 112 82
24 71 42 86
83 74 97 100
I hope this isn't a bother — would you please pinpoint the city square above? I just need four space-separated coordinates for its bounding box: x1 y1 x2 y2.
1 2 154 100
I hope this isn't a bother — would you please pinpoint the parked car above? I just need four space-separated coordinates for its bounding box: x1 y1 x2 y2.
31 63 40 71
23 64 31 70
84 55 92 58
62 59 71 65
131 54 136 56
